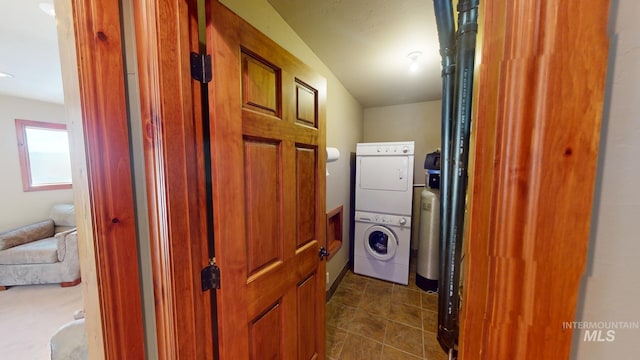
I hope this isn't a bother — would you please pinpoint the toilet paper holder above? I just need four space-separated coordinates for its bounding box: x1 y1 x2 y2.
326 147 340 175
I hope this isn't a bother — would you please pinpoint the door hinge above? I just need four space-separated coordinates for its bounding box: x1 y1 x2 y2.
201 258 220 291
190 52 212 84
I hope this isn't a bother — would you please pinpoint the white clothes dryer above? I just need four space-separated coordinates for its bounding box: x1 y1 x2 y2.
355 141 415 216
353 210 412 285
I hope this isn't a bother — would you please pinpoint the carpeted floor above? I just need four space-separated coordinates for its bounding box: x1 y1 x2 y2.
0 284 84 360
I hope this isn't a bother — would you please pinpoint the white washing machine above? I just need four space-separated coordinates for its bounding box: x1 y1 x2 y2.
355 141 415 216
353 210 412 285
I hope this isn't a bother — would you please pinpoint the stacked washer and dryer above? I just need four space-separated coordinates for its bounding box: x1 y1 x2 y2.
353 141 415 285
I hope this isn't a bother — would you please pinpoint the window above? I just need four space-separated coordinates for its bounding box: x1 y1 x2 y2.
15 119 72 191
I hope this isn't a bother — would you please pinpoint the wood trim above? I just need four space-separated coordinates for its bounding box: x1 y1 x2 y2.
325 261 350 301
326 205 343 260
133 0 213 358
68 0 146 358
460 0 611 358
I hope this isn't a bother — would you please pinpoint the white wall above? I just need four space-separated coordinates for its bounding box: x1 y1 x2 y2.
220 0 364 289
0 94 73 231
364 101 442 184
571 0 640 358
363 101 441 249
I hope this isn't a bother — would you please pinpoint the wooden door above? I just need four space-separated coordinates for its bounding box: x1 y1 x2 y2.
206 2 327 359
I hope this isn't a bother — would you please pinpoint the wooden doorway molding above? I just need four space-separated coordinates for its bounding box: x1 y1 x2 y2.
66 0 213 358
60 0 146 358
132 0 214 358
460 0 611 359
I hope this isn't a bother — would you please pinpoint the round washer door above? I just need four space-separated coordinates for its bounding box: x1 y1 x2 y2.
363 225 398 261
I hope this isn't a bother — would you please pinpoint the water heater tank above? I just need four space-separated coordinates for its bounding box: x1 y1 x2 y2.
416 188 440 292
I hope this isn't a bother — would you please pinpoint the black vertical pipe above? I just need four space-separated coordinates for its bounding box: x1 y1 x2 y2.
439 0 480 354
432 0 456 353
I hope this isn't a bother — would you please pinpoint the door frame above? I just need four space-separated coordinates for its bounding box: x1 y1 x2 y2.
459 0 611 358
65 0 211 357
132 0 214 358
61 0 146 358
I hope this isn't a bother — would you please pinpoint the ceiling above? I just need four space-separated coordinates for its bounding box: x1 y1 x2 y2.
0 1 441 108
268 0 442 107
0 0 63 104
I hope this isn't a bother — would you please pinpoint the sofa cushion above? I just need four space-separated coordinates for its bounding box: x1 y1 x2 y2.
50 204 76 227
0 237 59 265
0 220 55 251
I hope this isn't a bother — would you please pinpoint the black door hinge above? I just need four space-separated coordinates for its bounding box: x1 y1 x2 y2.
201 258 220 291
190 52 212 84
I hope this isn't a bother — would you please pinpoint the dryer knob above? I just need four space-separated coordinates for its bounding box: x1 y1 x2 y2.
402 146 409 153
377 147 381 152
399 218 407 225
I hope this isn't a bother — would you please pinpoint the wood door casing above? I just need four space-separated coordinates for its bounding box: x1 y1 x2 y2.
65 0 146 357
132 0 214 358
460 0 611 358
206 2 327 359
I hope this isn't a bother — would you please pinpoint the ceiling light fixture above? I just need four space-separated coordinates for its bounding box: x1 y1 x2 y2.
0 72 14 78
39 3 56 17
407 51 423 73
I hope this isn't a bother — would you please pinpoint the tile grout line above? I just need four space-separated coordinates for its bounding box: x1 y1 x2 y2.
421 295 426 359
420 285 426 359
334 328 346 360
380 318 388 359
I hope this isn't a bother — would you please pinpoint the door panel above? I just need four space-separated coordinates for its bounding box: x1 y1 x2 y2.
206 1 326 358
250 302 283 359
297 274 318 360
295 81 318 127
242 50 280 116
244 140 282 275
296 146 316 249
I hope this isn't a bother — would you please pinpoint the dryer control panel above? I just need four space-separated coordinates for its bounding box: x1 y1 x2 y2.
355 211 411 228
356 141 415 156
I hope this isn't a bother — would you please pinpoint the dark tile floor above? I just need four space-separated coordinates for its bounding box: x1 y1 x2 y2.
326 265 448 360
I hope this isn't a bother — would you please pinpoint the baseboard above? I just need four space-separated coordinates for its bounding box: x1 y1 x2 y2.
326 263 350 302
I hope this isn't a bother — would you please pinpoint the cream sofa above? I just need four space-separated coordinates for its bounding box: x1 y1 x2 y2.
0 204 80 289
